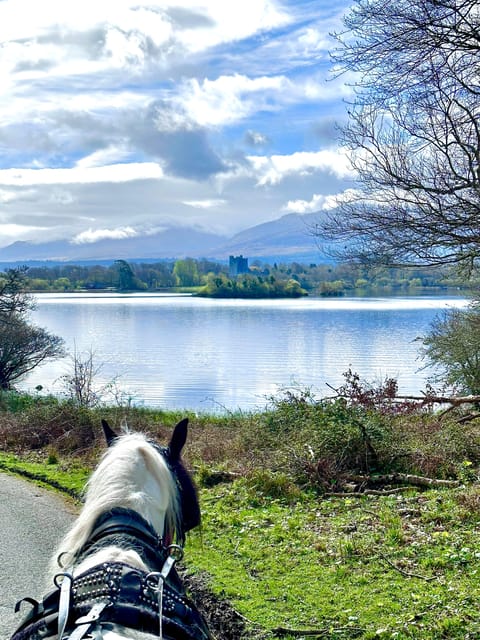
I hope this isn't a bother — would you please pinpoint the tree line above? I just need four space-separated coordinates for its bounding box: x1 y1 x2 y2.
22 258 473 295
0 258 479 401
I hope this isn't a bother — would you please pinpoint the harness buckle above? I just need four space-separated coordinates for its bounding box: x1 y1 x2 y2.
75 601 108 624
67 602 108 640
166 544 184 563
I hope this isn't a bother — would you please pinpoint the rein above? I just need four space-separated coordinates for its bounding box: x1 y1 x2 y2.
11 508 211 640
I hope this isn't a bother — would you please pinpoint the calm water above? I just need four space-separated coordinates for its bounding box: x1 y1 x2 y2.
23 292 468 412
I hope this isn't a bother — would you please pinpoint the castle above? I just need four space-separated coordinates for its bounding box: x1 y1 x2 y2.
229 255 249 277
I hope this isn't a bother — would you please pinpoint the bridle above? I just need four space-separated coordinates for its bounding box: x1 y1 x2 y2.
11 508 211 640
64 507 175 572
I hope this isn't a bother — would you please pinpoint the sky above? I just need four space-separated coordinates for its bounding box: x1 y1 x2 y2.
0 0 355 250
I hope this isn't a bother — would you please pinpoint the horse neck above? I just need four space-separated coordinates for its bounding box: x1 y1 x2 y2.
51 434 178 577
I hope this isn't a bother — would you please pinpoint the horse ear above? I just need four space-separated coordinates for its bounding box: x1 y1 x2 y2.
168 418 189 461
101 419 118 447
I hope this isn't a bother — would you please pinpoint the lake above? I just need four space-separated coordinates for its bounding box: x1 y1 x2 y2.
23 292 468 413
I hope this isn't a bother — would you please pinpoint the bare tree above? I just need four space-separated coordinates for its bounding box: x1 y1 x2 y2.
317 0 480 269
59 348 103 407
0 314 64 389
58 347 132 408
0 268 65 389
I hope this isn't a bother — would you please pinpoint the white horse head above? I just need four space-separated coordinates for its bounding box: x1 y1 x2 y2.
11 419 210 640
52 418 198 577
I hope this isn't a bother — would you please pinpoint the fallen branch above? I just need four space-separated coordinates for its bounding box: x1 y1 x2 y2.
378 553 435 582
272 626 365 638
347 473 460 489
438 404 457 419
326 487 409 497
456 412 480 424
396 394 480 407
327 380 480 411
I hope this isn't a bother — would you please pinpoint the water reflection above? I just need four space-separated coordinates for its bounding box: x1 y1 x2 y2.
24 293 468 412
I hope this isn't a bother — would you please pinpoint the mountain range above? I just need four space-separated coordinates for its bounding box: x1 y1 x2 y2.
0 212 332 266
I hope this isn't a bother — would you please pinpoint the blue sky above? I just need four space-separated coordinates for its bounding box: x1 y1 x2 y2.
0 0 354 249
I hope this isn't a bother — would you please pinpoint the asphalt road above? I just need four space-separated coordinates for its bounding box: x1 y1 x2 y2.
0 473 76 639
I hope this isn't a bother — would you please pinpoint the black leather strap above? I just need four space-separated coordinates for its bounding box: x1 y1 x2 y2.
77 507 167 570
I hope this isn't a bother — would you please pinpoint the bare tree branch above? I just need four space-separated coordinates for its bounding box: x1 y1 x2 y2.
317 0 480 269
0 266 65 389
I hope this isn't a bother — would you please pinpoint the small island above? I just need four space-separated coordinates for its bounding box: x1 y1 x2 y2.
196 254 307 298
197 271 307 298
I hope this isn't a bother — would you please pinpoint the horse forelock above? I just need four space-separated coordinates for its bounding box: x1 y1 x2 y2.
51 433 181 577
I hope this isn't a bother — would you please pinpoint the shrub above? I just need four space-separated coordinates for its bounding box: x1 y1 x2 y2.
244 469 303 504
3 375 480 493
252 387 397 489
0 400 98 452
420 304 480 395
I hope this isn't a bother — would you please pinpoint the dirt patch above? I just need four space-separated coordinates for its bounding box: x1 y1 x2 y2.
183 571 255 639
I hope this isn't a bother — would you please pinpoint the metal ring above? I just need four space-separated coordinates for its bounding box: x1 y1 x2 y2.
56 552 72 569
167 544 184 562
145 571 164 591
53 572 72 589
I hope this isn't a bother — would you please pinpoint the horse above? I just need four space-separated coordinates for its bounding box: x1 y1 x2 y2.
10 418 212 640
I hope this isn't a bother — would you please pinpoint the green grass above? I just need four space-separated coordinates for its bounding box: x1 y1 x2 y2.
185 481 480 639
0 451 88 498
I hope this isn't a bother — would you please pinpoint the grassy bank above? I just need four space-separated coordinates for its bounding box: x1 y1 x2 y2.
187 482 480 639
1 387 480 639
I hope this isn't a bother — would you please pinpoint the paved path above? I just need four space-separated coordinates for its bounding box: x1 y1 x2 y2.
0 473 76 639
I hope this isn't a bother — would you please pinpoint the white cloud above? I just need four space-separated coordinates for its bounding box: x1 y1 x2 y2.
0 0 290 83
284 193 330 213
298 27 328 53
248 149 353 186
183 199 227 209
177 74 289 127
0 0 355 246
173 72 351 129
172 0 290 52
72 226 139 245
284 188 360 213
76 146 132 169
49 189 75 205
0 91 146 131
0 189 20 203
245 130 269 147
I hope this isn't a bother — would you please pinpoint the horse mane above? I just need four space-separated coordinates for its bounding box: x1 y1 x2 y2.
51 432 180 576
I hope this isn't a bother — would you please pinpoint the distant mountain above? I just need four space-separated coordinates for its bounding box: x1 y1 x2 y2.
213 212 327 261
0 228 227 263
0 212 332 265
